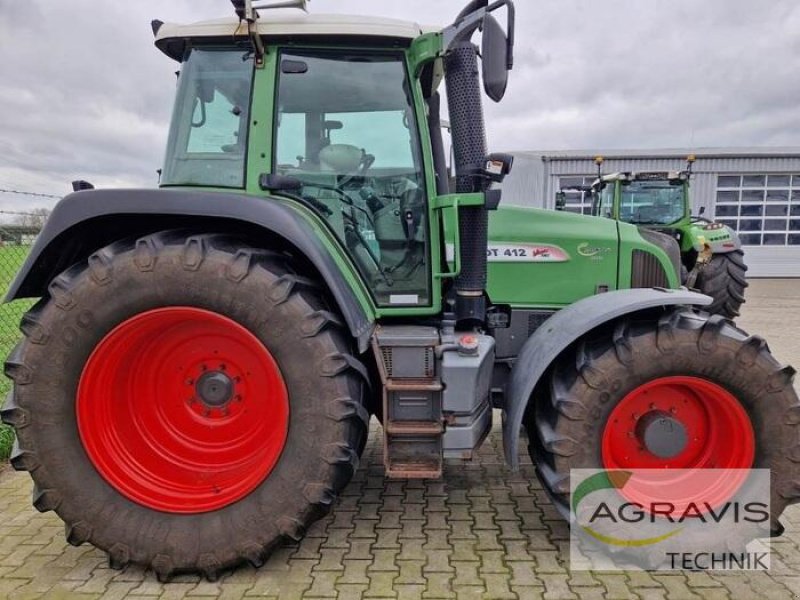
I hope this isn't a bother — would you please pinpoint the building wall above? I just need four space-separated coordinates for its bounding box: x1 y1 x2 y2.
500 154 547 208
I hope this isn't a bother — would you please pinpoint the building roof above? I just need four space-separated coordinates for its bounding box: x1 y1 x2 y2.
514 147 800 161
155 13 435 60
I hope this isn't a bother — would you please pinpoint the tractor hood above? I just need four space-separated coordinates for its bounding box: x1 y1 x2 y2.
474 205 680 307
482 205 623 307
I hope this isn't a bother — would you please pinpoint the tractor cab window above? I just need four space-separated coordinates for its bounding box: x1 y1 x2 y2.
596 185 615 219
618 181 686 226
162 48 254 188
275 50 430 307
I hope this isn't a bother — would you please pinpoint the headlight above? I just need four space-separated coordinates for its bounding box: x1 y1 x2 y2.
704 223 726 231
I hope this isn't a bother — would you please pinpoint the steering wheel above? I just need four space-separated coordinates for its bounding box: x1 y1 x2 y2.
336 150 376 191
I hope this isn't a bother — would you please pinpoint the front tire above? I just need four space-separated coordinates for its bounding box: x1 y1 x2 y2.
2 232 369 580
528 310 800 535
695 250 748 319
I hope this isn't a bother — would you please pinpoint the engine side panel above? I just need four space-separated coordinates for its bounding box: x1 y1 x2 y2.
482 206 622 306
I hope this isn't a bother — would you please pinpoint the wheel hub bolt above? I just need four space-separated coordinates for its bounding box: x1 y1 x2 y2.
196 371 235 408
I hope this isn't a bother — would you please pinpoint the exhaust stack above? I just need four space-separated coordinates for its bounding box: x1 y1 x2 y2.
442 0 515 326
445 43 490 325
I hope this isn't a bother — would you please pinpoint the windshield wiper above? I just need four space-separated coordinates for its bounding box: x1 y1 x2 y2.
341 212 394 287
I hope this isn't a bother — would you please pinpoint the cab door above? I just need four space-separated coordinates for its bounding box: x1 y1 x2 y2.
272 49 434 309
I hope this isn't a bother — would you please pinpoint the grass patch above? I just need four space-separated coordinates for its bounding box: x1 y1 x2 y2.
0 424 14 461
0 246 35 461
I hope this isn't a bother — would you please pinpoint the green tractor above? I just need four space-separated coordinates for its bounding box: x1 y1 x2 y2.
3 0 797 579
580 155 748 319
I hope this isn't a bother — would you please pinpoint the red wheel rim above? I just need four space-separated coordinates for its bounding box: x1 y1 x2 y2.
77 307 289 514
602 376 755 511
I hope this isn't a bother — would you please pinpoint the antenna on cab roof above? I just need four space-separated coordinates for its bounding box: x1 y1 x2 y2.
595 156 605 181
253 0 309 11
230 0 309 20
230 0 310 65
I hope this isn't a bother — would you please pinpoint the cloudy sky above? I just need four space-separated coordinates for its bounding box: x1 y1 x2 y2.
0 0 799 217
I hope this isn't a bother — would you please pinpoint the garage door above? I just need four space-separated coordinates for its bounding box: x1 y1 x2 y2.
714 174 800 277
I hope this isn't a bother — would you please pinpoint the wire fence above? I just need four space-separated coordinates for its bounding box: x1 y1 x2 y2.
0 239 37 459
0 196 56 458
0 242 35 390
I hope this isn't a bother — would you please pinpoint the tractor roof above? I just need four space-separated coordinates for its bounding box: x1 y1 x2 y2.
592 171 690 188
591 173 631 188
154 13 436 61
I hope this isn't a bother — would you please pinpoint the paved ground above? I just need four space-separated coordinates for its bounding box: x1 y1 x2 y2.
1 280 799 599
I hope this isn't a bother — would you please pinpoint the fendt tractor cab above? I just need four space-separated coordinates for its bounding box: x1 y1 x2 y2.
588 155 749 318
3 0 797 579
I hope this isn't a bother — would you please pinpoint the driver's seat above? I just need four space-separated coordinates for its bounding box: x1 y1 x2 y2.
319 144 363 173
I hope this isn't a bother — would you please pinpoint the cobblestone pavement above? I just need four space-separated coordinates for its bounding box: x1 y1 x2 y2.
1 280 799 599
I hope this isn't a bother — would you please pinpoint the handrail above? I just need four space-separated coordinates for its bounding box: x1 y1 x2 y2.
434 197 461 280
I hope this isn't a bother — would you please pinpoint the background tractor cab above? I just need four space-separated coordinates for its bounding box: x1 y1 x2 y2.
586 155 749 318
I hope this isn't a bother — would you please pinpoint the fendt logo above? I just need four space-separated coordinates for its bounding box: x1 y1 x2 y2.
569 469 772 571
577 242 613 259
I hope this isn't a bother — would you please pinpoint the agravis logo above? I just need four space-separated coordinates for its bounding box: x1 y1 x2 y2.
569 469 772 571
571 471 682 547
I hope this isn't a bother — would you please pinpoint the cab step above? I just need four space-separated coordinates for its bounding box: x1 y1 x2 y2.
384 458 443 480
373 326 444 479
385 421 444 436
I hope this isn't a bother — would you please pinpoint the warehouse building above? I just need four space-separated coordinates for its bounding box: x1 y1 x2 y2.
501 148 800 277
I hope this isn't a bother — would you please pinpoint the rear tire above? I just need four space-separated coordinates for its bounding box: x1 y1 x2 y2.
528 310 800 536
1 232 369 580
695 250 748 319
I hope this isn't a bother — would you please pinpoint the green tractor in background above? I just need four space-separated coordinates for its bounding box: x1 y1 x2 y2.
2 0 796 579
572 155 748 319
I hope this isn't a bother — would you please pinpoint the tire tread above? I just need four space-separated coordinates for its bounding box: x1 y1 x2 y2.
3 231 369 580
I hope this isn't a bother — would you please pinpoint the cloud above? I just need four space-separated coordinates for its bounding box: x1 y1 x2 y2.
0 0 797 214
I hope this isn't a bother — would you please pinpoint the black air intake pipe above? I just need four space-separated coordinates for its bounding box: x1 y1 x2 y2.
445 42 490 325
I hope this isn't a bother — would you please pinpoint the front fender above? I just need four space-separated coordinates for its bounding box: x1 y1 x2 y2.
709 225 743 254
685 222 742 255
502 288 712 468
8 188 376 351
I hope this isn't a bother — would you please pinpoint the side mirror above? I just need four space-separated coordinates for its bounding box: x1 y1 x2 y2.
444 1 515 101
481 14 510 102
555 192 567 211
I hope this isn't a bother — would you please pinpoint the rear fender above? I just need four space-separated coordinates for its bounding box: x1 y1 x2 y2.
502 288 712 468
7 188 376 352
